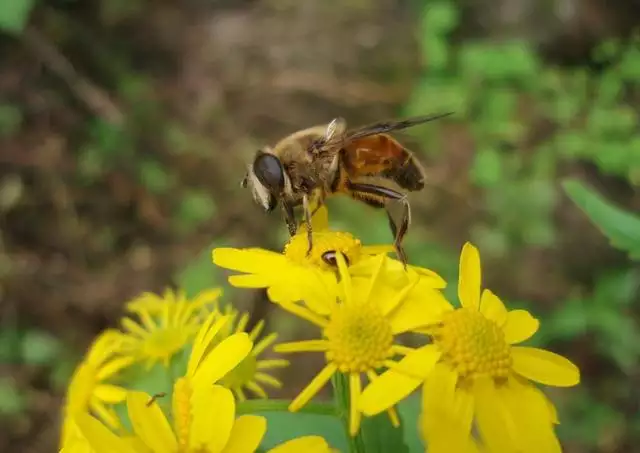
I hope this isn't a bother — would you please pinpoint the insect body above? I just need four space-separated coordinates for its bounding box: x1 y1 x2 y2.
241 113 453 266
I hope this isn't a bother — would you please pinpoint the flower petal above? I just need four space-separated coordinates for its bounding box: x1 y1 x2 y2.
191 385 235 452
349 372 362 436
228 274 273 288
290 363 337 412
193 333 253 387
503 310 539 344
127 391 178 452
389 286 451 334
479 289 507 326
213 248 287 274
458 242 481 310
472 376 518 452
360 346 441 416
93 384 127 403
501 378 562 453
221 415 266 453
267 436 332 453
75 413 137 453
511 346 580 387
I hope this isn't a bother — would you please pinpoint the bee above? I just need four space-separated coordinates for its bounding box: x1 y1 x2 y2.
241 113 453 266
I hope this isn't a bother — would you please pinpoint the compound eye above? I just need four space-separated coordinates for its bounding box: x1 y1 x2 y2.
253 153 284 192
321 251 350 267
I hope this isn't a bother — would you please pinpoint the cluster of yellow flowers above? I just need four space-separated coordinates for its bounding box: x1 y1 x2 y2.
59 205 580 453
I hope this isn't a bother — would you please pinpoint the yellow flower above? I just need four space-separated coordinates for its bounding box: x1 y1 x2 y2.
117 287 222 368
212 205 445 312
72 394 335 453
61 329 134 447
359 242 581 453
216 307 289 401
272 252 449 436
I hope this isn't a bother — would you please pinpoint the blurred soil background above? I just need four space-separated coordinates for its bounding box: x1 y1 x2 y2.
0 0 639 451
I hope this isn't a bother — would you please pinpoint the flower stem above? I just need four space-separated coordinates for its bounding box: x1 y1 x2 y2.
237 399 337 416
332 373 366 453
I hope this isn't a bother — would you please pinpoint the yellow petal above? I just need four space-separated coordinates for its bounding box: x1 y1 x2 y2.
96 356 136 380
479 290 507 326
349 373 362 436
93 385 127 403
503 310 539 344
458 242 481 310
221 415 267 453
228 274 273 288
265 270 336 316
290 363 337 412
127 391 178 452
212 248 287 273
188 313 230 376
267 436 332 453
472 376 518 452
75 413 137 453
511 347 580 387
501 378 562 453
421 363 459 432
191 385 235 452
360 346 440 416
389 287 451 333
193 333 253 387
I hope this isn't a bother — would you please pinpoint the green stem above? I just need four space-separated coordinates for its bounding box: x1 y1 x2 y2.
237 399 337 416
332 373 366 453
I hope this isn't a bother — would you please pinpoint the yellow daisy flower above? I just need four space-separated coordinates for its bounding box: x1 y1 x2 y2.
72 395 334 453
272 252 450 436
216 307 289 401
67 312 334 453
212 205 445 313
117 287 222 368
61 329 134 447
359 242 581 453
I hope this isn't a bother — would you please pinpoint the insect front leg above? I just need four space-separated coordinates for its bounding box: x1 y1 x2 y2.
347 182 411 268
281 200 297 236
302 194 313 256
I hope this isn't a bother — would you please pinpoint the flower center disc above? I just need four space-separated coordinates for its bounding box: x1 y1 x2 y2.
324 304 393 373
283 231 362 270
434 308 512 381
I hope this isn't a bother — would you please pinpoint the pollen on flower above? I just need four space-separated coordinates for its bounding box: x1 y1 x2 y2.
324 303 393 373
433 308 512 380
283 231 362 270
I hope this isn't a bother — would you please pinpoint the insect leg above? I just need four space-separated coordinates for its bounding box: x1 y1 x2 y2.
281 200 297 236
347 182 411 268
302 194 313 256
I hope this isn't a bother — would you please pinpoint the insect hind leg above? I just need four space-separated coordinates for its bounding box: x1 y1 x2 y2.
347 182 411 268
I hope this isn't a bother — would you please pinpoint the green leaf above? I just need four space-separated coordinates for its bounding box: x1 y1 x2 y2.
0 0 35 35
562 179 640 260
21 329 62 366
360 410 409 453
257 410 348 452
396 395 423 453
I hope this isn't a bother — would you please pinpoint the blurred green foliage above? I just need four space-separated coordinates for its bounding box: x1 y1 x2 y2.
0 0 35 36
